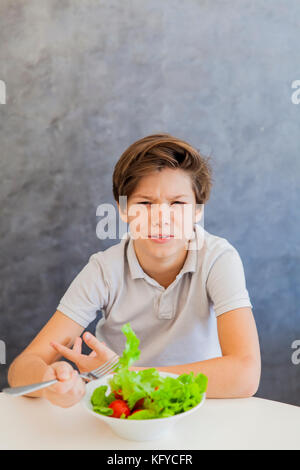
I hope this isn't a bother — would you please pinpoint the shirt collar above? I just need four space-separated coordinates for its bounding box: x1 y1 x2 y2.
127 236 147 280
126 224 202 281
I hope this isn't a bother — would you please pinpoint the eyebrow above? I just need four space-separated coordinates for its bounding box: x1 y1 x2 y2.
132 194 190 200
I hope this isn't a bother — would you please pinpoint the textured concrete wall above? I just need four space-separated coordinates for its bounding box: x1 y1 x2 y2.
0 0 299 405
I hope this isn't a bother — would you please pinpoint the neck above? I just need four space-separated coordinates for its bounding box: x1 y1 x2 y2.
133 240 188 288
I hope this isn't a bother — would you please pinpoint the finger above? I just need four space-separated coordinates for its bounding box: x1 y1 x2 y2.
72 337 82 354
89 351 97 358
51 369 79 395
54 361 74 381
44 362 74 395
50 341 80 363
89 341 105 357
73 374 86 398
83 332 110 356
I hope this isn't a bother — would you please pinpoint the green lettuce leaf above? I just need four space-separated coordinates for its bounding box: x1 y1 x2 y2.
114 322 141 370
90 385 115 416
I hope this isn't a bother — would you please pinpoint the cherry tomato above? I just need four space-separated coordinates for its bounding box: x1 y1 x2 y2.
108 399 130 418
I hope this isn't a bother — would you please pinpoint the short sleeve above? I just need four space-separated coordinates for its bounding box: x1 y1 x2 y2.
206 248 253 317
56 253 110 328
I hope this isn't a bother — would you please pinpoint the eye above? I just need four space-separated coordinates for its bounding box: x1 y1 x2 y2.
137 201 185 205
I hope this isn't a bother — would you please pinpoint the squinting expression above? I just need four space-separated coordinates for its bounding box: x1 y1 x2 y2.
124 168 202 253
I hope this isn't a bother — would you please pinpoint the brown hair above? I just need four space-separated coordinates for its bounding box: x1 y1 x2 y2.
112 133 213 207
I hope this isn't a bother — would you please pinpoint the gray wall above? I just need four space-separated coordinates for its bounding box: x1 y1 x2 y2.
0 0 299 406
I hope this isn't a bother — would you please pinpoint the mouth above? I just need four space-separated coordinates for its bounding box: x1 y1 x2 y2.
148 234 174 243
148 234 174 238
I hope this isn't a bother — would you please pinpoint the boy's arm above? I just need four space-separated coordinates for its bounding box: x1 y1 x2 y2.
133 307 261 398
7 310 84 397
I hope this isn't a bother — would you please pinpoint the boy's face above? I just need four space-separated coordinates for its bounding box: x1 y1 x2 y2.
118 168 203 258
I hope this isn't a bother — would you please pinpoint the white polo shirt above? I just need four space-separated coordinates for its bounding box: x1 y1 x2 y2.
56 223 253 366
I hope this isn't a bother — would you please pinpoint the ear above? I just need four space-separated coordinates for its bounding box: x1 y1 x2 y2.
117 201 128 224
195 204 204 224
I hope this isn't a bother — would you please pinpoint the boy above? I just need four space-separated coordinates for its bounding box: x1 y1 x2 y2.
8 133 261 407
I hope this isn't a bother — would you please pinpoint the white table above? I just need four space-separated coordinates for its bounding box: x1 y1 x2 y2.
0 393 299 450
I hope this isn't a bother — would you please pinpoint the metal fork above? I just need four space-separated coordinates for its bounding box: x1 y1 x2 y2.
2 355 120 397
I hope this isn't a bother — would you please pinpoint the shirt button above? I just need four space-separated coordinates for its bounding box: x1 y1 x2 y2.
158 310 173 319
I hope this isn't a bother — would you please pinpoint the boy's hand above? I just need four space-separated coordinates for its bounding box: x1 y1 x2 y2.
42 361 85 408
50 332 118 374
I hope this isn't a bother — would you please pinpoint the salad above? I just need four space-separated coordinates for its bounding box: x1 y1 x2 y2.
90 323 208 420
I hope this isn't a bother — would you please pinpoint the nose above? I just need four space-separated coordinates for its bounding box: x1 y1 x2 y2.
150 202 171 227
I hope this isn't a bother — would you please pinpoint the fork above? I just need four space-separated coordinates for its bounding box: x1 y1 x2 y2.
2 355 120 397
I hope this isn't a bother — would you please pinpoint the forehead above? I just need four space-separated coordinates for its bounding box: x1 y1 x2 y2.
131 168 194 198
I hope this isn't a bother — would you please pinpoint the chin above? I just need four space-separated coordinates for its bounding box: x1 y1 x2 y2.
147 238 184 255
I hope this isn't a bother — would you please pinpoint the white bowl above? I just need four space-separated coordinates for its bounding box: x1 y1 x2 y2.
81 371 206 441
